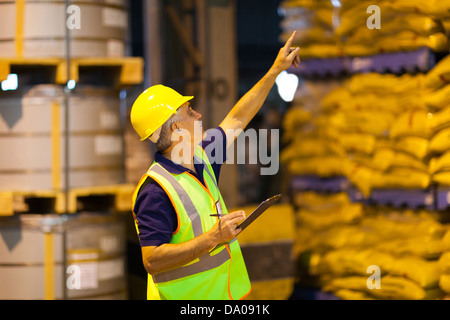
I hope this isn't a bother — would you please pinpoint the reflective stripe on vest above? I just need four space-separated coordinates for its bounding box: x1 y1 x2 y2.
149 164 231 283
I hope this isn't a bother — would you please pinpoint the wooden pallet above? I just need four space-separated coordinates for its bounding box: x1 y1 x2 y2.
0 184 135 216
66 184 135 214
0 57 143 86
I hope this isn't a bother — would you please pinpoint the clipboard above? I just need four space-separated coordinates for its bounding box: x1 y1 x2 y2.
210 194 282 253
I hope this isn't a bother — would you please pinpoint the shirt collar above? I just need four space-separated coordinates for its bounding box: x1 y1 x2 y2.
153 125 226 183
154 152 205 183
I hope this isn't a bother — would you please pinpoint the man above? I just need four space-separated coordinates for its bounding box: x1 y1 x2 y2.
130 31 300 300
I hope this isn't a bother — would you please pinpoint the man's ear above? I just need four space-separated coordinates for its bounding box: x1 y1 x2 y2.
171 122 179 132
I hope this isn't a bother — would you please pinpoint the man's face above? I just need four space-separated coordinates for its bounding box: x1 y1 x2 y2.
173 102 204 145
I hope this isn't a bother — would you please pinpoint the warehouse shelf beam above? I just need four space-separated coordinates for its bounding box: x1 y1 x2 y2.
0 57 144 87
289 175 450 211
0 184 135 216
290 47 436 78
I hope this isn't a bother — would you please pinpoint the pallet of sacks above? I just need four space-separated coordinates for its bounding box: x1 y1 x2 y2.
281 79 348 179
314 59 450 198
297 206 450 299
282 55 450 198
311 72 430 197
423 55 450 188
438 248 450 298
278 0 341 59
292 191 364 295
338 0 449 57
278 0 450 60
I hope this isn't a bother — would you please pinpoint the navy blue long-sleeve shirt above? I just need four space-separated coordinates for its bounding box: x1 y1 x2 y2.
133 127 227 247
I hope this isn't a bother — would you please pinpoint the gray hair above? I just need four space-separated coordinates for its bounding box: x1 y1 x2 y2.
155 111 183 153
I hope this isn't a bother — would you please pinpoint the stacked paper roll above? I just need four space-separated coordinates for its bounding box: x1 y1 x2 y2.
0 0 128 58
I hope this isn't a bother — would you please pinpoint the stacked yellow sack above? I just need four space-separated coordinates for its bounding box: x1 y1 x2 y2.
279 0 341 59
438 245 450 297
292 191 364 257
279 0 450 59
283 74 429 195
437 229 450 297
420 55 450 186
320 82 382 192
388 0 450 20
443 21 450 39
281 80 348 178
323 275 443 300
317 72 431 196
281 119 348 177
378 107 432 191
318 58 450 193
299 207 449 299
338 0 448 56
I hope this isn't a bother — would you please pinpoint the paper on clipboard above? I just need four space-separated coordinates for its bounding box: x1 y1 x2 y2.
210 194 282 253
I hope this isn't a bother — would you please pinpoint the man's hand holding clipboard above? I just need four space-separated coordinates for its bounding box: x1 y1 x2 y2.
209 194 283 253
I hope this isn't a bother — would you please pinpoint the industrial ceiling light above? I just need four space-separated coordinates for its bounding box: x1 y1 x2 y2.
1 74 18 91
275 71 298 102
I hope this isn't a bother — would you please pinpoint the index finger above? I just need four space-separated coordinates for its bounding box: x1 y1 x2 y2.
283 31 297 50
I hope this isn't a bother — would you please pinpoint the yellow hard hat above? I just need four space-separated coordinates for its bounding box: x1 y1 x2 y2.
130 84 193 141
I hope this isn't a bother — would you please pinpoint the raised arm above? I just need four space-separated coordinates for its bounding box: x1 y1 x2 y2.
219 31 300 147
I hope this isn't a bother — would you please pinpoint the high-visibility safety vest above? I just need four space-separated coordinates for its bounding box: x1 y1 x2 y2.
131 146 251 300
